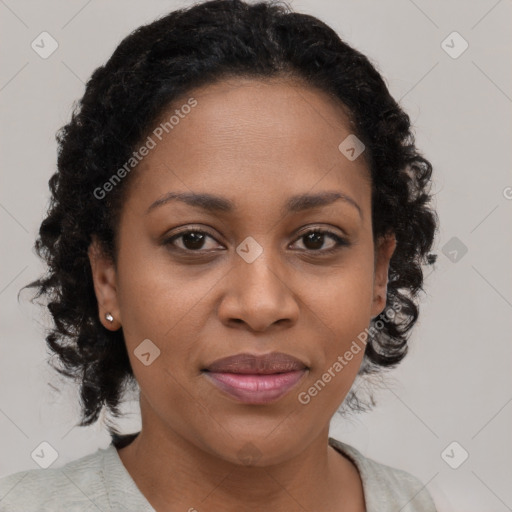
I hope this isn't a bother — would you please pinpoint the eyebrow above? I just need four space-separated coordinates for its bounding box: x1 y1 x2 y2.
146 190 362 218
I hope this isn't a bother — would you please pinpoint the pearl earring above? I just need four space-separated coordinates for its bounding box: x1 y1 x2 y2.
105 313 114 323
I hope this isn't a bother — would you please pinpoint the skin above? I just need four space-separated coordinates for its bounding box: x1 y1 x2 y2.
88 77 396 512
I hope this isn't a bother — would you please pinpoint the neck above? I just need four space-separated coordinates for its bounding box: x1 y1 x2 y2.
117 401 364 512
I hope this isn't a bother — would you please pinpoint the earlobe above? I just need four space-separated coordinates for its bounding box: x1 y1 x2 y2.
87 236 122 330
371 233 397 318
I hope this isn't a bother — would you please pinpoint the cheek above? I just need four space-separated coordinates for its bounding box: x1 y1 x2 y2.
113 246 194 383
303 255 374 395
115 237 214 340
307 255 375 336
297 280 371 418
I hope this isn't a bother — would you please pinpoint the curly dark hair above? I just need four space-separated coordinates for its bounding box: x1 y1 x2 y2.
23 0 438 433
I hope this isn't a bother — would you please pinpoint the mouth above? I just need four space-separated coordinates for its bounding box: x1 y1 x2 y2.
201 352 309 404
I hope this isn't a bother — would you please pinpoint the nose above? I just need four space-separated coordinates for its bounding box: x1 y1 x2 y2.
217 249 299 333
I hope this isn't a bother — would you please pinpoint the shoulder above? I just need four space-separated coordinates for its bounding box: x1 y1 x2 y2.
329 437 437 512
0 446 111 512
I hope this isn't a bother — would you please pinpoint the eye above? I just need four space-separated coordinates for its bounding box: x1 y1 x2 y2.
163 226 350 255
290 228 350 254
164 229 223 252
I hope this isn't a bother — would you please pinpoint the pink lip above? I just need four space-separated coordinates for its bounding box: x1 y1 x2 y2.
203 370 307 404
204 351 307 374
202 352 309 404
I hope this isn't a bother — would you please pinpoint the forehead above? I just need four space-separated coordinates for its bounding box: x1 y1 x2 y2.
126 77 371 214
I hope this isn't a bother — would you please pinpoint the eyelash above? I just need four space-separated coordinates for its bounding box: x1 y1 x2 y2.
163 227 350 256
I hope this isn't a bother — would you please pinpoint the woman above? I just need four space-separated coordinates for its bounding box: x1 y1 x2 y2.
0 0 439 510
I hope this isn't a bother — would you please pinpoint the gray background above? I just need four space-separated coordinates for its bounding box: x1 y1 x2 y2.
1 0 511 510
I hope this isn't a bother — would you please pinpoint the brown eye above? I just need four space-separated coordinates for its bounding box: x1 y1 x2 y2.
165 230 222 252
182 232 207 250
302 231 327 250
291 229 350 254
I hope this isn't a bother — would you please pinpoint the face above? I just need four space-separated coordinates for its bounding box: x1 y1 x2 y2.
89 77 396 465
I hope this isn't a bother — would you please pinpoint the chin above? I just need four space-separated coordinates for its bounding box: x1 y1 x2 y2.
199 429 306 468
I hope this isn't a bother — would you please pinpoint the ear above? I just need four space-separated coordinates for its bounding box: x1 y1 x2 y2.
88 235 122 330
371 232 397 318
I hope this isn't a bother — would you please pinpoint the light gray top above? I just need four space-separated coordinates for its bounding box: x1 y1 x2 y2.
0 437 437 511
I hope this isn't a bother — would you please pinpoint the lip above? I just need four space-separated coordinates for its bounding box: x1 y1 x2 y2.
202 352 308 404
